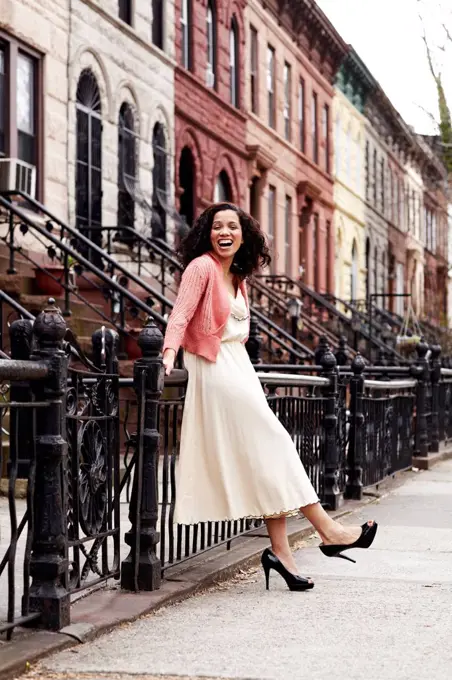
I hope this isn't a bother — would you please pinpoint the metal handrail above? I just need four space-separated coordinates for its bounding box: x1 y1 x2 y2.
0 192 171 321
0 360 48 381
257 372 329 387
363 379 416 391
0 194 165 326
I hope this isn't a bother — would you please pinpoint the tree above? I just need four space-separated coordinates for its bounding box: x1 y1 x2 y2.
418 0 452 173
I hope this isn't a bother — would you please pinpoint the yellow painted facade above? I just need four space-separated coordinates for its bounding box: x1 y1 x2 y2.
333 89 367 304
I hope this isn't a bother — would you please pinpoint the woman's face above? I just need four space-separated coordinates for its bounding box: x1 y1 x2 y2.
210 209 243 263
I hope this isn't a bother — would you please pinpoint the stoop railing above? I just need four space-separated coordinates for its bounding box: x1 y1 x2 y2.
0 302 450 638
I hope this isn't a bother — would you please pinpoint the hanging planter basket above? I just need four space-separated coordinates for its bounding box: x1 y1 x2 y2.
396 334 422 349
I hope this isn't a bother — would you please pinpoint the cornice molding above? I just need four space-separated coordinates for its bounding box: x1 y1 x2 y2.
261 0 348 83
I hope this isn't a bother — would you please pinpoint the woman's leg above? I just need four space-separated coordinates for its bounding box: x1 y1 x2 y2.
300 502 372 545
265 516 312 579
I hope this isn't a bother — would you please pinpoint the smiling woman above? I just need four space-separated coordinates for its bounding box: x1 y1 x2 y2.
161 202 377 592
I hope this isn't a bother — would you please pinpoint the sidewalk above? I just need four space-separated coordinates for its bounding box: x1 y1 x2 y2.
25 459 452 680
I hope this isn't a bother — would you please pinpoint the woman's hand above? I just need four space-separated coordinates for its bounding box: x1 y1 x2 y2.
162 349 176 376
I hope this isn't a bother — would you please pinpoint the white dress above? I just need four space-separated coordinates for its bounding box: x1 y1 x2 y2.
174 289 319 525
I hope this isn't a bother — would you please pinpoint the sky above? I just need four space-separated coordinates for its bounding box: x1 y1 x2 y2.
316 0 452 134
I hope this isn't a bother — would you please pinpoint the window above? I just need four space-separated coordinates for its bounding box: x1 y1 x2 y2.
206 1 216 88
298 78 305 153
152 0 164 49
17 53 36 166
322 104 329 173
230 18 239 107
268 185 276 269
152 123 168 238
181 0 192 69
117 103 136 233
283 62 291 141
351 240 358 301
345 127 351 184
365 140 370 201
373 247 378 295
395 263 404 316
325 220 331 293
373 148 378 205
380 158 385 214
285 195 292 273
214 170 232 202
118 0 132 25
250 26 258 114
267 46 275 128
355 136 361 192
76 69 102 257
0 48 4 156
312 92 318 164
313 213 319 289
335 116 341 176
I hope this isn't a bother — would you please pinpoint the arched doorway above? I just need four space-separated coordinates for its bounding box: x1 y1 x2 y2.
152 123 167 239
179 146 195 228
76 69 102 261
214 170 232 202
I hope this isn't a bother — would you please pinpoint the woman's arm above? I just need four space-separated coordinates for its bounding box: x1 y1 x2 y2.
162 259 207 358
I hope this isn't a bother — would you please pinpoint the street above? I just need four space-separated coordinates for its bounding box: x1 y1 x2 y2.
25 460 452 680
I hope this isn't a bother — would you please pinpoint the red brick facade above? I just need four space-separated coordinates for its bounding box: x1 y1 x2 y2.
174 0 248 218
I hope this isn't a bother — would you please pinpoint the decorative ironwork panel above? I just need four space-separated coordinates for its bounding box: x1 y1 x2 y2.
65 367 120 593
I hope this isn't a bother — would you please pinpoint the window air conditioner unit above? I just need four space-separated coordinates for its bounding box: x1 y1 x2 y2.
205 69 215 88
0 158 36 197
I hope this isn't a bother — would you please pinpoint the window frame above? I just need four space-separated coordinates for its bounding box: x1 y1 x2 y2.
267 45 276 129
206 1 217 89
284 194 292 274
298 78 305 153
250 26 259 115
312 91 318 164
180 0 192 70
152 0 164 50
117 102 137 233
0 32 43 199
283 62 291 142
118 0 133 26
229 17 239 108
322 104 330 173
268 184 276 272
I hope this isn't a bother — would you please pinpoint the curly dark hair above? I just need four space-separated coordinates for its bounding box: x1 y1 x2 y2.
178 202 271 278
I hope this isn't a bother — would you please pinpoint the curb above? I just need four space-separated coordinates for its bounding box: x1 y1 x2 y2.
0 469 413 680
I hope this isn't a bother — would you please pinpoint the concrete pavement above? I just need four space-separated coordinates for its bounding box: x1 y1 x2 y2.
25 459 452 680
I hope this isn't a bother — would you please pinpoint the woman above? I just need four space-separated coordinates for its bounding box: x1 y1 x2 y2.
163 203 377 591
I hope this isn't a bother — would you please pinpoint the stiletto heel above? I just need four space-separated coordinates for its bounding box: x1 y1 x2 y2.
260 548 314 592
319 521 378 562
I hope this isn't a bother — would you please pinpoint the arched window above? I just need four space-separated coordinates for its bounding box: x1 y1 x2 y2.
117 103 136 237
152 123 167 238
76 68 102 259
180 0 192 69
152 0 164 49
179 146 196 228
351 240 358 301
214 170 232 202
230 17 239 107
206 1 216 88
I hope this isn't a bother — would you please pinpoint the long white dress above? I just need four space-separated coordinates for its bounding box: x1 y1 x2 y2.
174 289 319 525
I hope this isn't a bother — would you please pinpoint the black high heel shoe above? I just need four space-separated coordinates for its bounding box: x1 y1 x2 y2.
261 548 314 591
319 521 378 563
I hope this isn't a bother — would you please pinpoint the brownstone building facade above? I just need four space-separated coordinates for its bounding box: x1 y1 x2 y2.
174 0 248 226
244 0 347 289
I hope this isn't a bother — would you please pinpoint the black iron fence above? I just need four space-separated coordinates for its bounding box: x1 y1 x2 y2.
0 300 451 639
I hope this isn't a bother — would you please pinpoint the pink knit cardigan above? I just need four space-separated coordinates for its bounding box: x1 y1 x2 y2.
162 252 250 362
